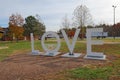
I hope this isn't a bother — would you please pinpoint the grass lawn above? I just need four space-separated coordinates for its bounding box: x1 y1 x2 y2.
0 41 31 61
0 38 120 80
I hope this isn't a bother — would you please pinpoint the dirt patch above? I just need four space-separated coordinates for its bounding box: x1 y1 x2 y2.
0 46 8 49
0 53 118 80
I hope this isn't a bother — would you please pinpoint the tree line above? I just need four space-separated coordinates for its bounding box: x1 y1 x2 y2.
59 5 120 39
1 13 46 42
58 23 120 39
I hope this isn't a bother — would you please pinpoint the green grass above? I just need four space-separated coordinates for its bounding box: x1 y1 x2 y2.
68 57 120 80
0 41 31 61
70 67 112 80
103 38 120 42
82 37 120 42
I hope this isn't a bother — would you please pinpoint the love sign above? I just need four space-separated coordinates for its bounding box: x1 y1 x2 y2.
31 28 106 60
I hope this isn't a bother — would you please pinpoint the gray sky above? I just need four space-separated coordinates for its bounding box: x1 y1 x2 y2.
0 0 120 31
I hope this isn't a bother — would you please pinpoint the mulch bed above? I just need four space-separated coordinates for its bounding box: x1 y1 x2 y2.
0 52 118 80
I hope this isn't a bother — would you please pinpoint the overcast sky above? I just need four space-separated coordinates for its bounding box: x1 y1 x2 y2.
0 0 120 31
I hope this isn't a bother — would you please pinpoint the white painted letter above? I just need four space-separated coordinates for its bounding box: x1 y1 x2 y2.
30 33 40 55
84 28 106 60
30 33 34 52
41 31 61 56
61 29 80 55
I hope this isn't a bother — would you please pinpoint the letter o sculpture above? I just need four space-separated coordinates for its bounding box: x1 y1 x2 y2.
41 31 61 53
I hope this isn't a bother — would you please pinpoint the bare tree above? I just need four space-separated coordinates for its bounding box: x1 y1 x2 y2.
73 5 93 28
73 5 93 39
9 13 24 27
35 14 44 24
60 14 70 29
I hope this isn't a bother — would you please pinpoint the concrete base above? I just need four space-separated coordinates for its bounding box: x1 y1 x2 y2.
31 50 41 55
84 52 106 60
41 52 61 56
61 53 82 58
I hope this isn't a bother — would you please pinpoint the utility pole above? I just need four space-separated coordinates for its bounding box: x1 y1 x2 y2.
112 5 117 25
112 5 117 39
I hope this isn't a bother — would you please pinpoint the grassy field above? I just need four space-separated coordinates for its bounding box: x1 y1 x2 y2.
0 38 120 79
0 41 31 61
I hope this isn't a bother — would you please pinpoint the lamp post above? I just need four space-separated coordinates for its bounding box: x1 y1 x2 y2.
112 5 117 25
112 5 117 39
